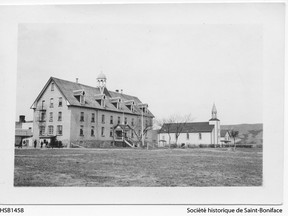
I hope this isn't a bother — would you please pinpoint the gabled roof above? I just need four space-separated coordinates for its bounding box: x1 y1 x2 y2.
159 122 214 133
220 130 231 137
114 124 132 131
32 77 154 118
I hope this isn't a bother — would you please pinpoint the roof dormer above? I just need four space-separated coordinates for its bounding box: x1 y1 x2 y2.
95 94 106 107
110 97 122 109
73 90 85 105
124 100 135 112
138 103 148 114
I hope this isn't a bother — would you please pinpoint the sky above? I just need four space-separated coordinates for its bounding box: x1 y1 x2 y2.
16 5 263 125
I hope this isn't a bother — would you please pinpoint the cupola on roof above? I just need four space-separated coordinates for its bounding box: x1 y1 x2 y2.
97 72 107 80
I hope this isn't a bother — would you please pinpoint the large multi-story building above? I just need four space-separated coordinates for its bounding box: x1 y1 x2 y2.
31 73 154 148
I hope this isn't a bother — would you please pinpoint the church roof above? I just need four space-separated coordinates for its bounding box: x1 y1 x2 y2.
220 130 230 137
159 122 214 133
32 77 154 118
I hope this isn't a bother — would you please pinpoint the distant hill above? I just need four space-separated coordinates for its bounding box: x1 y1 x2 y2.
221 124 263 145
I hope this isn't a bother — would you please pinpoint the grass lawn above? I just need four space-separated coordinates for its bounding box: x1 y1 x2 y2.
14 147 262 187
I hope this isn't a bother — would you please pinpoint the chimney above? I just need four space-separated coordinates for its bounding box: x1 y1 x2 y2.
76 78 79 83
116 90 119 93
19 115 25 123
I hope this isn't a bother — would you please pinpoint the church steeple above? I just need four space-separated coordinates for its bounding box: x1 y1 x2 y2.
209 103 220 145
211 103 217 119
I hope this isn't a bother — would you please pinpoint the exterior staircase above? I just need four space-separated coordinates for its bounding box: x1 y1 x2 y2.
124 138 135 148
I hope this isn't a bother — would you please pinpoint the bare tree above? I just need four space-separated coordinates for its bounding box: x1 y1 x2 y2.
156 117 175 148
157 114 192 148
230 129 239 151
130 116 153 148
172 114 191 145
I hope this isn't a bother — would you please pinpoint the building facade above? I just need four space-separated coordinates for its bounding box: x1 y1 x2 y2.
158 104 221 147
15 115 33 147
31 74 154 147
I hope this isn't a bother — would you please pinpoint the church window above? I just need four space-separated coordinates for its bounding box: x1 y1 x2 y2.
199 133 202 140
51 82 54 91
186 133 189 140
131 118 134 126
110 116 113 124
118 116 121 124
124 117 127 124
102 114 105 123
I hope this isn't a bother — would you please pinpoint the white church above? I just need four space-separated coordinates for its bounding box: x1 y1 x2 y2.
158 104 221 147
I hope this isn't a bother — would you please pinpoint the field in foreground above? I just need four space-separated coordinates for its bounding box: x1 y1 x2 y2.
14 148 262 187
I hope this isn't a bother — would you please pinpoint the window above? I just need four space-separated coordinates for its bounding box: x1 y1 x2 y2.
91 113 95 122
118 116 121 124
91 126 95 136
58 97 62 107
131 118 134 126
49 112 53 122
57 125 63 135
110 116 113 124
48 126 54 135
39 126 45 135
51 82 54 91
124 117 127 124
40 112 46 122
186 133 189 140
41 100 45 109
110 127 113 137
50 98 54 108
101 127 105 137
162 135 165 140
80 112 84 122
101 114 105 123
199 133 202 140
80 125 84 136
58 112 62 121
